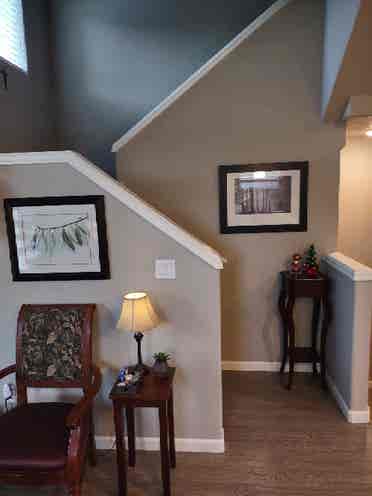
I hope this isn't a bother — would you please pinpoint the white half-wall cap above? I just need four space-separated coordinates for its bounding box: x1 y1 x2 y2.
324 252 372 281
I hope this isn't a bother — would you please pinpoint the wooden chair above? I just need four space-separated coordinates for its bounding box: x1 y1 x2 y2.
0 304 101 496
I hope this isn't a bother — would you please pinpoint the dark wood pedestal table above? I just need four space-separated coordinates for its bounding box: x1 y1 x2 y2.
110 368 176 496
278 271 331 390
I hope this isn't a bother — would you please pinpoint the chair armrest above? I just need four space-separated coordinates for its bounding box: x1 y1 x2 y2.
66 365 102 429
0 364 16 380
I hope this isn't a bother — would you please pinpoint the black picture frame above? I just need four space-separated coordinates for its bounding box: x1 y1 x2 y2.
4 195 111 281
219 162 308 234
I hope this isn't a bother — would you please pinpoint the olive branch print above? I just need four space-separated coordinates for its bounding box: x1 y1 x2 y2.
31 216 89 256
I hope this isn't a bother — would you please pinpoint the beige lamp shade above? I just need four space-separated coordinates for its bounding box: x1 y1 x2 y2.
117 292 160 333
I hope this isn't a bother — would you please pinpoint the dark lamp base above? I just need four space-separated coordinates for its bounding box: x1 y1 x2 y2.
131 363 150 375
132 332 149 374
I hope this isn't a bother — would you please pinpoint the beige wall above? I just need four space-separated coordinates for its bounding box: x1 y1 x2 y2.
339 132 372 268
117 0 345 362
0 164 223 442
339 125 372 385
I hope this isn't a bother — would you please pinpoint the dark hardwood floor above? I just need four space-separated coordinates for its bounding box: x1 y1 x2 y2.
2 371 372 495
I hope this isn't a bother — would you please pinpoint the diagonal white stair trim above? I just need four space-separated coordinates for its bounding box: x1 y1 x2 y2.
112 0 293 152
0 151 225 269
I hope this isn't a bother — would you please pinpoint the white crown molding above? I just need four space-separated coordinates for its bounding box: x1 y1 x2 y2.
111 0 293 152
0 151 225 270
96 434 225 453
326 373 370 424
324 252 372 281
221 361 313 373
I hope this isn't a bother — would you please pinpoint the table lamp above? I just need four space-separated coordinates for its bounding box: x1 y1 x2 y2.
117 292 160 373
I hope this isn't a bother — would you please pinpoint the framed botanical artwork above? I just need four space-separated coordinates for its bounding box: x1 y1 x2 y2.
4 195 110 281
219 162 308 234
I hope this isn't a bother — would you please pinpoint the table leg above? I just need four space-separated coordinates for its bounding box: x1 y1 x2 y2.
311 298 321 376
125 407 136 467
167 390 176 469
88 411 97 467
159 402 171 496
113 401 127 496
286 297 296 390
279 288 288 374
320 296 332 390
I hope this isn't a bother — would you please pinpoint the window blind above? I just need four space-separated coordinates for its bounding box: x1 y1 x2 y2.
0 0 27 72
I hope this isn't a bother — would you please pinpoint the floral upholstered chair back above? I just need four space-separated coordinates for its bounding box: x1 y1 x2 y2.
16 304 95 389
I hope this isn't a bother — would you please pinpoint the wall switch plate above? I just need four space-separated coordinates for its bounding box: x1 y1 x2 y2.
155 259 176 279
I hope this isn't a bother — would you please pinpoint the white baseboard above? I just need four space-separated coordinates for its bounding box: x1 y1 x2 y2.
326 373 370 424
96 433 225 454
222 361 313 373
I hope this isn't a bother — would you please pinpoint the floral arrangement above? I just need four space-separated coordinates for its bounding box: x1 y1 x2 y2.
290 244 319 278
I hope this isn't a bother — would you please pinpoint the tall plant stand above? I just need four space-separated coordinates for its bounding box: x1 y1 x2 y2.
278 271 331 390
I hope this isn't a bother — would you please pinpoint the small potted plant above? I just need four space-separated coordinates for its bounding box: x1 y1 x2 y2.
152 352 171 378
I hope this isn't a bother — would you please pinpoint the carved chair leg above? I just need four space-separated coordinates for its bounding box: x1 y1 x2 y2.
89 413 97 467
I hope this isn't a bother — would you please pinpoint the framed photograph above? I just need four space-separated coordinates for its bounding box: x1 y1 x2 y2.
4 196 110 281
219 162 308 234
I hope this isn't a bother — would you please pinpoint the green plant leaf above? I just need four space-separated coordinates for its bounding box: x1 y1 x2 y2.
153 352 171 362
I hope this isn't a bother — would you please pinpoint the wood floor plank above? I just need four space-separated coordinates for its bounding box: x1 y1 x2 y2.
1 371 372 495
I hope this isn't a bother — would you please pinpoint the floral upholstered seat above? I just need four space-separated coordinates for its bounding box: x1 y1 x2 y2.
21 306 84 382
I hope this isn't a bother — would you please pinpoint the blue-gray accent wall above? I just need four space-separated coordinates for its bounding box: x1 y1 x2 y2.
49 0 276 174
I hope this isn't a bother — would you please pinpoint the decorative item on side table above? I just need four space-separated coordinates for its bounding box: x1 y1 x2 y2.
289 244 320 279
303 244 319 277
4 196 110 281
113 367 144 395
290 253 302 276
117 292 160 374
153 352 171 379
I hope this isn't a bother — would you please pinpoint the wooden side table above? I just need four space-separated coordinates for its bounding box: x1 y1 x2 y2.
109 368 176 496
278 271 331 390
